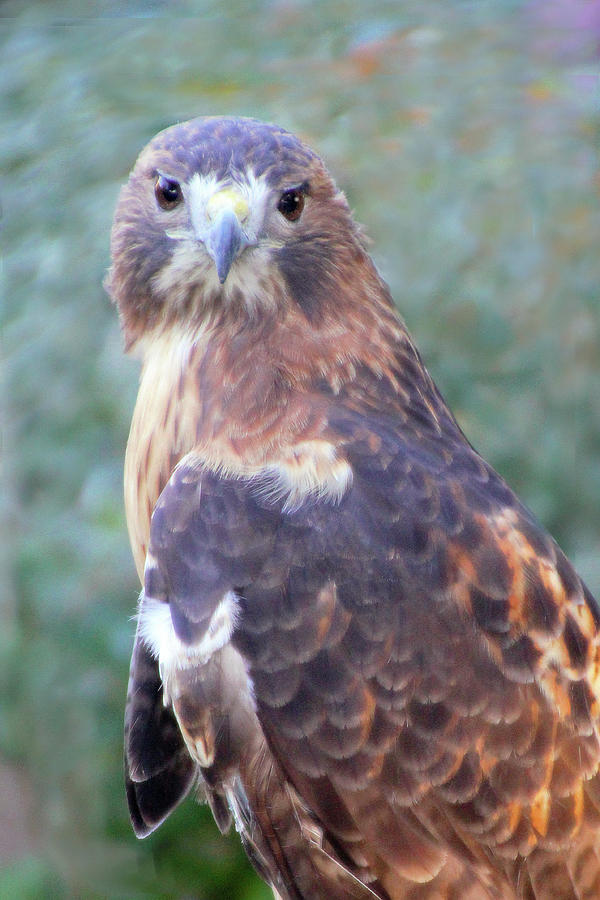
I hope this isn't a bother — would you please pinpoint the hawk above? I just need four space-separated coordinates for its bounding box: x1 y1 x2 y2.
106 116 600 899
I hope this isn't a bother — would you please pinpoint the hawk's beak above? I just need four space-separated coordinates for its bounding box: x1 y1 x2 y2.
205 188 250 284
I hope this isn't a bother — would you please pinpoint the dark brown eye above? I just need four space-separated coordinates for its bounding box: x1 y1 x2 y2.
277 187 305 221
155 174 182 210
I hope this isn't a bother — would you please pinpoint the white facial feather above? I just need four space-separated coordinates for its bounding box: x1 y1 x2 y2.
186 171 271 248
153 171 281 313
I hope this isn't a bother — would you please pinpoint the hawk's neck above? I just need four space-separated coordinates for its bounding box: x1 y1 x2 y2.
124 289 442 579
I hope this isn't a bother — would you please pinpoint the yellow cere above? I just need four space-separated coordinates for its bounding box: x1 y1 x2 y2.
206 187 249 223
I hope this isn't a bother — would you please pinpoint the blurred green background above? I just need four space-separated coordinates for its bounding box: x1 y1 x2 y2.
1 1 599 897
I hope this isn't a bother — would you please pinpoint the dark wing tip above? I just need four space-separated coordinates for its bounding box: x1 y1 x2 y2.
124 634 197 837
126 752 196 838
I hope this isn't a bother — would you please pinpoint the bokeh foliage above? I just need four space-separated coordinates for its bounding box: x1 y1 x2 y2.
1 1 598 897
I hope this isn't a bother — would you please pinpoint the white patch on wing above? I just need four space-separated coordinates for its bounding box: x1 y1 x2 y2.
255 440 354 512
138 591 240 691
181 438 353 513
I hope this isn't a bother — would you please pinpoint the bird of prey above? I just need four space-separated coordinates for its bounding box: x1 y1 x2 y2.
106 116 600 900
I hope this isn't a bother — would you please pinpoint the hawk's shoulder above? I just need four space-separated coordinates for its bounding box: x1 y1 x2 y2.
126 384 600 895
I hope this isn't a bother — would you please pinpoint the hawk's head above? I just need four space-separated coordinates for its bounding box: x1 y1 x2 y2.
106 117 372 349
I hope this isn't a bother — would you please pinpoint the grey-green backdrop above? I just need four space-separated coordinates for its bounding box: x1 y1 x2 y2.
2 1 599 897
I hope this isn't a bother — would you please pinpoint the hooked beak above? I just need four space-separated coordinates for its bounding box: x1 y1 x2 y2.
204 188 250 284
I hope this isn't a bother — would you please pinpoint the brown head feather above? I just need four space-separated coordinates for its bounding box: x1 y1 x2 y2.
106 116 404 368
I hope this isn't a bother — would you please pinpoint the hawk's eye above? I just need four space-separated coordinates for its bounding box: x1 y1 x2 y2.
155 174 182 210
277 187 305 222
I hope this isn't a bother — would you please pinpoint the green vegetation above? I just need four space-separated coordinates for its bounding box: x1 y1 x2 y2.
2 1 598 896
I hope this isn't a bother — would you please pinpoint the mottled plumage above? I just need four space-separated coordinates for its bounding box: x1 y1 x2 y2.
107 116 600 899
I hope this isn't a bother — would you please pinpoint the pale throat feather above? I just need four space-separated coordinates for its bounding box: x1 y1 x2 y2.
124 324 211 579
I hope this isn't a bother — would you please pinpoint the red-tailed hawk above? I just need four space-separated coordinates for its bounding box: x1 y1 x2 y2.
106 117 600 899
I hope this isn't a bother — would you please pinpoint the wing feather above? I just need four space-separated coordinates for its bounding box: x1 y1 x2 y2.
127 396 600 898
124 628 197 837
